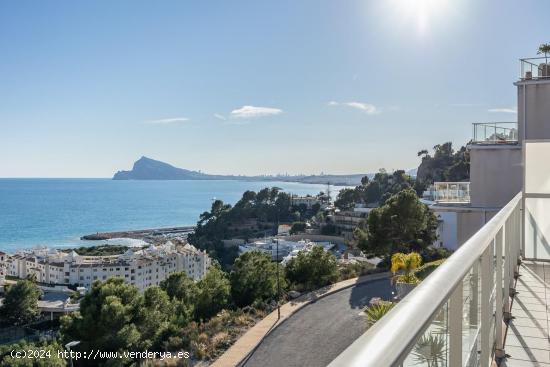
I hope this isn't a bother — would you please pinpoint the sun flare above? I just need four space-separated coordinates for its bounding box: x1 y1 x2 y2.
390 0 451 34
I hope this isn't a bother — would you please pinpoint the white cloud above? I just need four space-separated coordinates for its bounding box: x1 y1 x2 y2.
328 101 380 115
213 113 226 121
488 107 517 114
345 102 379 114
230 105 283 119
145 117 190 125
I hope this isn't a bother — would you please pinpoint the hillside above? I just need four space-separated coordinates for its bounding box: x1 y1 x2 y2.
113 156 369 186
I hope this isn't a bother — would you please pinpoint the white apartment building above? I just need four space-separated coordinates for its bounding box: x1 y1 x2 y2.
3 242 211 292
290 195 325 209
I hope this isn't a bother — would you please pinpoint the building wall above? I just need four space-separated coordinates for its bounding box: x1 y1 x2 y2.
3 247 211 292
469 146 522 208
432 211 458 250
517 81 550 141
456 210 497 246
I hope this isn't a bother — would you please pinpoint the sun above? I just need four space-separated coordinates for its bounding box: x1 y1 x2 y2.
390 0 451 35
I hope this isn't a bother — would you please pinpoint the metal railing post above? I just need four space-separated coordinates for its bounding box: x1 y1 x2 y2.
449 281 463 366
495 228 505 358
470 260 479 327
513 204 521 278
480 246 492 366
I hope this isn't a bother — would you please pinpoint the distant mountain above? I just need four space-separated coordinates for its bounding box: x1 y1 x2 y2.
113 157 211 180
113 156 370 186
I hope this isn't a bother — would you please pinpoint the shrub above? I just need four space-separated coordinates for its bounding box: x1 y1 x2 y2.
285 246 339 291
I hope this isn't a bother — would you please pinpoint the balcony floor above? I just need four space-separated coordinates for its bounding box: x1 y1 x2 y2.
503 261 550 366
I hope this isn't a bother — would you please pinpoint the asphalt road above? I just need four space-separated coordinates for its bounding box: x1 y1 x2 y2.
241 278 392 367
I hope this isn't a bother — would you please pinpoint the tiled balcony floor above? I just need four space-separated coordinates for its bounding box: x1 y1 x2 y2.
503 261 550 366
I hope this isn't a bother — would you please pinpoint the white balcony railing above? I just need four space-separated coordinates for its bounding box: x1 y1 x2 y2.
433 182 470 204
472 122 518 145
329 192 522 367
520 56 550 80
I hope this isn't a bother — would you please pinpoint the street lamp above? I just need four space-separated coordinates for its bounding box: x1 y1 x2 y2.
65 341 80 367
275 210 281 321
276 237 281 320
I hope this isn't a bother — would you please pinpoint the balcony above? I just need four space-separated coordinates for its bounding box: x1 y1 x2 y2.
433 182 470 204
329 140 550 367
472 122 518 145
520 57 550 81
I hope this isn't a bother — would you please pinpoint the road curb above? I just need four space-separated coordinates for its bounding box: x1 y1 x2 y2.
212 271 391 367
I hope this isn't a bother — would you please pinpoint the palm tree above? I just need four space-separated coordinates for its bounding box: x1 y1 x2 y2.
26 273 38 282
364 302 394 327
538 43 550 65
391 252 422 284
412 334 447 367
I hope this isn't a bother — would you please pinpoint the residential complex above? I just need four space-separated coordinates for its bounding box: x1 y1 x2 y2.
290 194 328 210
238 237 335 262
2 242 211 291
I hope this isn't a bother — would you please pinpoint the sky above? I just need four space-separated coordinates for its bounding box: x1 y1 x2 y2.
1 0 549 178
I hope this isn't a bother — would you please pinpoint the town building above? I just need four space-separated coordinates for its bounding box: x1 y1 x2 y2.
2 242 210 292
332 204 372 240
239 237 335 262
290 194 328 210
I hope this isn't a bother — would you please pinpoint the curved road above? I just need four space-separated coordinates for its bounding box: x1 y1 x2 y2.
241 278 392 367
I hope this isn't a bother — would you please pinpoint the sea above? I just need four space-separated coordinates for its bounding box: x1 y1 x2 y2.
0 178 337 253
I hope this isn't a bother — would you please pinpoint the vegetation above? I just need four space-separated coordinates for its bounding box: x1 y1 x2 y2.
538 43 550 64
335 169 413 209
178 308 264 362
63 244 130 256
60 279 166 366
289 221 306 234
285 246 339 292
0 340 67 367
189 187 315 268
415 142 469 194
160 272 197 310
193 266 231 321
412 334 447 367
391 252 422 284
337 261 377 281
354 189 438 256
0 280 43 327
364 302 394 327
230 251 282 308
414 259 446 280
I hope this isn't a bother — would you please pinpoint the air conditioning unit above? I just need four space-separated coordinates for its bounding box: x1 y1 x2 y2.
539 63 550 78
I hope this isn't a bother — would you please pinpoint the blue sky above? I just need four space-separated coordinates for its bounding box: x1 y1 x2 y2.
1 0 548 177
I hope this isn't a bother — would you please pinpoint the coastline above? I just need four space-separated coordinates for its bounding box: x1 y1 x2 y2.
80 226 195 244
0 179 342 253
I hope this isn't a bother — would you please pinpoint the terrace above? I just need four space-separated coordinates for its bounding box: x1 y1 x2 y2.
329 140 550 366
472 122 518 145
433 182 471 204
520 57 550 81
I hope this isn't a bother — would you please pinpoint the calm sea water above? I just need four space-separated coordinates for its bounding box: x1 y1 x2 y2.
0 179 333 253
